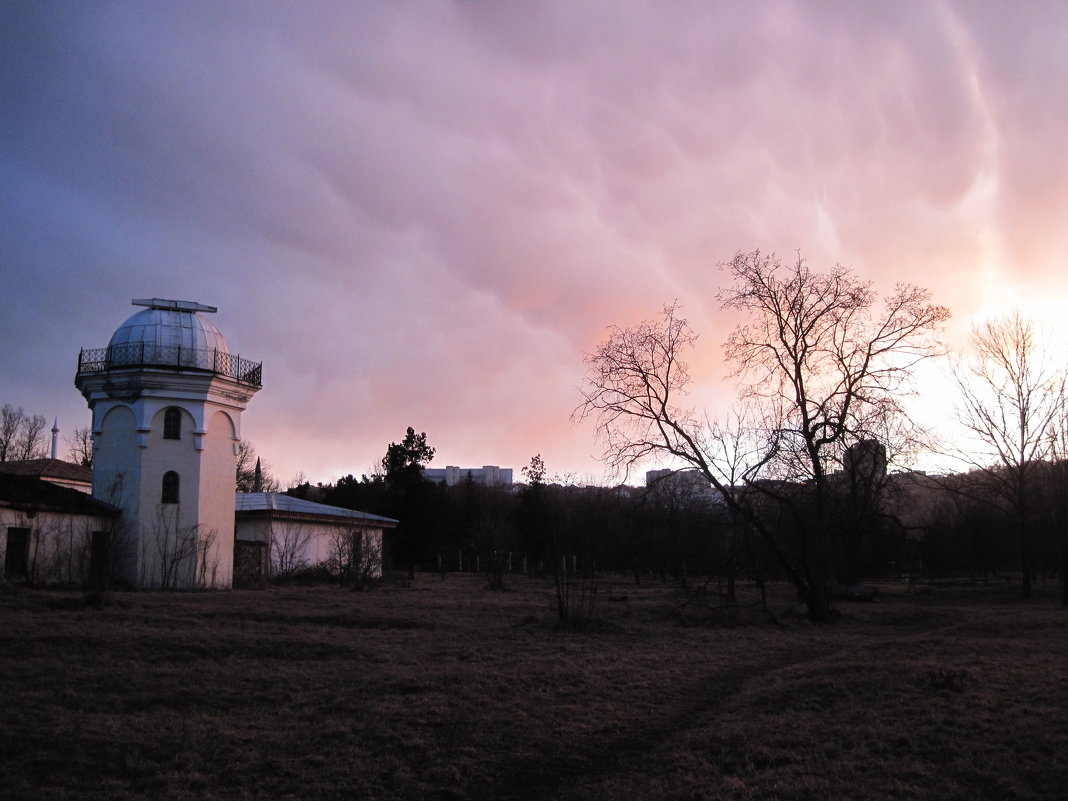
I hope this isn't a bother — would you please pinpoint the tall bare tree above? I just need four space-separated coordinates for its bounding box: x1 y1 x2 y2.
66 426 94 468
270 521 312 577
0 404 47 462
578 251 949 620
951 310 1066 598
1049 403 1068 606
235 440 280 493
0 404 23 462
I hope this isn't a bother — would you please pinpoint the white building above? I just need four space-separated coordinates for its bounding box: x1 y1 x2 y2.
0 297 399 590
74 299 261 588
0 459 92 493
424 465 513 487
234 493 394 586
645 468 726 506
0 472 119 586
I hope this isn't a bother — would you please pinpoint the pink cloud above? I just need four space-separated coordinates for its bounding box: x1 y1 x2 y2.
4 1 1068 483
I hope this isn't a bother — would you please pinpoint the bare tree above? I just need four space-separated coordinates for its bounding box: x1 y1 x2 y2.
0 404 24 462
235 440 280 493
578 251 949 620
195 528 220 589
326 526 382 590
66 426 94 467
950 311 1065 599
349 528 383 591
702 401 770 602
145 504 198 589
17 414 47 461
1049 402 1068 607
269 521 312 577
0 404 48 462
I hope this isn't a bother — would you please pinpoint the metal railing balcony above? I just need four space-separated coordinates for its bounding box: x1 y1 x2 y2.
77 343 262 386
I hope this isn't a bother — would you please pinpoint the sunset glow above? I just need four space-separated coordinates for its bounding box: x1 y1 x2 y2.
3 1 1068 484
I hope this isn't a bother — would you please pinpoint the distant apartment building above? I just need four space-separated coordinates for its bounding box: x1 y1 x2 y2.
424 465 513 487
645 468 726 503
646 468 711 493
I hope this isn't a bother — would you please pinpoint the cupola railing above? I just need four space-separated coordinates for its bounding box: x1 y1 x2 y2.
77 343 262 386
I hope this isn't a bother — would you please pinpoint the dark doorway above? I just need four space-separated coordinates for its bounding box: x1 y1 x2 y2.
4 527 30 578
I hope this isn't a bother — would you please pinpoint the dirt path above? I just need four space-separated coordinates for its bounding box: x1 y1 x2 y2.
482 642 832 801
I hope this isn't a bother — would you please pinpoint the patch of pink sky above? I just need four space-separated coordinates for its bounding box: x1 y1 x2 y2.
3 2 1068 485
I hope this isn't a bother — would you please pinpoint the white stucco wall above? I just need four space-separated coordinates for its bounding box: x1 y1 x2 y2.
84 370 256 589
1 507 116 586
197 409 238 588
92 404 141 583
235 516 384 578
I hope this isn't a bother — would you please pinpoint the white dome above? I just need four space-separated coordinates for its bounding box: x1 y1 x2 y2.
108 300 229 355
77 298 261 389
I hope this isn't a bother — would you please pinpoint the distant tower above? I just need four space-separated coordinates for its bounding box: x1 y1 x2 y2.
75 299 262 588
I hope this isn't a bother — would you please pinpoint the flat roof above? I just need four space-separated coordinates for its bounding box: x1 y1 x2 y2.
235 492 397 525
0 459 92 484
0 473 118 516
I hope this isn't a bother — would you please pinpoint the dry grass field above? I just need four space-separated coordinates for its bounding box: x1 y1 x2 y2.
1 574 1066 801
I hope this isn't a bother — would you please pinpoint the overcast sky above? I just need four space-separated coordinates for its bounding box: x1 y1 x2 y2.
3 1 1068 485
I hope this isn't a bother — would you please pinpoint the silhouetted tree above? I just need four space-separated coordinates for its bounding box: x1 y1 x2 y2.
235 440 280 493
66 426 94 468
578 251 949 620
951 311 1065 598
0 404 47 462
837 438 889 583
377 427 439 568
382 427 435 484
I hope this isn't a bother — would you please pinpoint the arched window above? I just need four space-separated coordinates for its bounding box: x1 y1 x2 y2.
161 471 180 504
163 407 182 440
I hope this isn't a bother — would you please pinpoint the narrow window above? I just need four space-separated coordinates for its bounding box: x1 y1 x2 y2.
163 407 182 440
4 527 30 578
162 471 180 504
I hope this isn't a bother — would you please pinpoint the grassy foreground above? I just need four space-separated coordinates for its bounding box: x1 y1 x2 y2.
1 574 1066 801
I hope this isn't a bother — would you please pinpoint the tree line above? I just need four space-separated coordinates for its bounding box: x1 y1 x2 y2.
6 252 1068 616
287 252 1065 621
301 431 1068 610
574 250 1068 618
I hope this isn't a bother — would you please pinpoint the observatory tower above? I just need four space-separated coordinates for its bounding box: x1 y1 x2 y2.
75 299 261 588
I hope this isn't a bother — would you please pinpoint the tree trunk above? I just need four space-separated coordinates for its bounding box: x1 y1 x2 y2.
805 581 832 622
1062 525 1068 607
1020 519 1032 599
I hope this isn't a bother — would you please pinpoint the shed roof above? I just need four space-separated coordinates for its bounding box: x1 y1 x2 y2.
0 459 92 484
0 473 118 516
235 492 397 526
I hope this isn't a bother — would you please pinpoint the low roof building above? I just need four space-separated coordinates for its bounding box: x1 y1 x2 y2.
233 492 398 588
0 459 93 493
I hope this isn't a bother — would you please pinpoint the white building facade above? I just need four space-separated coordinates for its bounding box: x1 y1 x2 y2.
75 299 261 589
233 493 395 586
424 465 513 487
